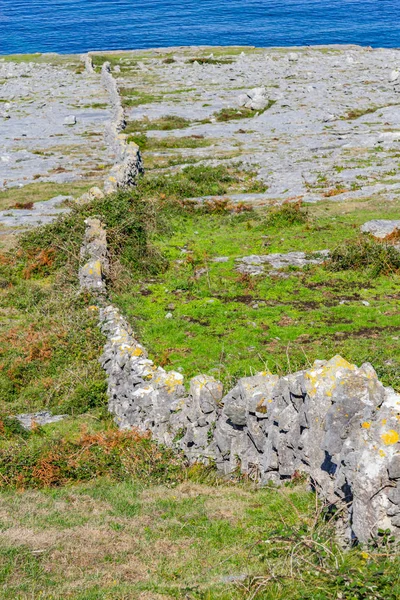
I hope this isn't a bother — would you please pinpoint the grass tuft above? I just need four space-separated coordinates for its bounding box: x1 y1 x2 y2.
209 100 276 122
125 115 192 132
265 201 309 227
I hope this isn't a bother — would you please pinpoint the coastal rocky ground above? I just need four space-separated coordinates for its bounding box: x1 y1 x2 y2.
2 44 400 232
107 44 400 204
1 45 400 550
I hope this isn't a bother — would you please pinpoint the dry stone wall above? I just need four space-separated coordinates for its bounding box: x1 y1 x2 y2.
79 218 400 544
100 61 144 194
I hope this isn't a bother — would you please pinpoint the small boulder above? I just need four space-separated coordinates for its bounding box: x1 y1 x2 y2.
64 115 77 126
89 186 105 200
237 87 269 111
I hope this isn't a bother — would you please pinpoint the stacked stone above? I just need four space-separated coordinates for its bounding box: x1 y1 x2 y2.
209 356 400 542
78 218 109 293
100 62 144 194
81 54 95 74
80 218 400 544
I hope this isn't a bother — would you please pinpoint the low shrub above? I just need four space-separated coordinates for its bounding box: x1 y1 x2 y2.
329 236 400 276
210 100 276 123
265 200 309 227
0 415 30 439
16 189 166 278
0 428 187 488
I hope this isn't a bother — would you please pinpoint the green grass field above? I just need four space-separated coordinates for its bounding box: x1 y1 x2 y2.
0 165 399 599
113 194 400 390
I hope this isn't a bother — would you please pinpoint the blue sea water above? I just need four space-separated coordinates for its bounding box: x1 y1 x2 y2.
1 0 399 56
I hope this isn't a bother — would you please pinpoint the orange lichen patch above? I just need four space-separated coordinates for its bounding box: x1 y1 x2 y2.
305 355 355 397
381 430 400 446
362 422 371 429
256 398 267 414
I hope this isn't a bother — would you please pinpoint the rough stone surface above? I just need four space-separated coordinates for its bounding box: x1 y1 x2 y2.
79 218 108 292
101 62 144 194
113 45 400 205
238 87 270 111
15 411 67 430
0 57 111 190
361 219 400 239
0 195 71 229
236 250 329 275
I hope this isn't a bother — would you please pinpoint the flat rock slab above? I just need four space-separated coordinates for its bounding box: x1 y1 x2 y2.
116 45 400 205
15 411 67 430
0 195 71 228
236 250 329 275
361 219 400 238
0 58 112 190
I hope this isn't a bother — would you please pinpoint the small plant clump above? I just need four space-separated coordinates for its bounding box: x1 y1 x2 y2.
187 56 234 65
329 236 400 276
210 100 276 122
125 114 192 132
126 132 213 151
344 106 381 120
264 200 309 227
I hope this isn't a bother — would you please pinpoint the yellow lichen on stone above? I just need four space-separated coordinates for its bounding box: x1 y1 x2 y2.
92 261 102 276
379 449 386 457
132 347 143 357
381 430 400 445
164 372 183 393
362 422 371 429
305 355 355 397
109 176 117 182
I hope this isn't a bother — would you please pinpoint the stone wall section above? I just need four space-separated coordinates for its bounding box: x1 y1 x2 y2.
76 56 144 200
100 62 144 194
79 218 400 544
81 54 95 74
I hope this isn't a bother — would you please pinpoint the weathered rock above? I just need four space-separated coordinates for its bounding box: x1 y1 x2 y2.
79 218 108 292
236 250 329 275
63 115 77 125
237 87 269 111
15 411 67 430
361 219 400 239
